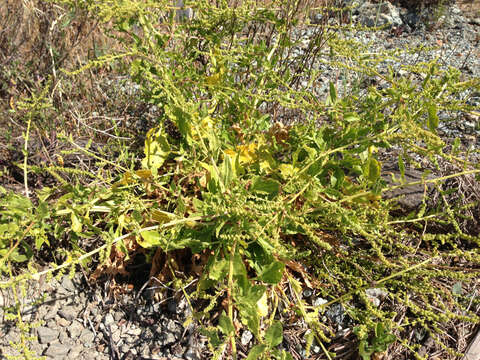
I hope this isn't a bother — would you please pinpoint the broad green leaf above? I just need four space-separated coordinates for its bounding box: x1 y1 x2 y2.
238 302 260 336
199 328 222 348
330 168 345 188
132 210 143 223
326 81 337 105
206 73 222 87
246 345 268 360
135 169 153 180
34 228 49 249
427 102 439 132
247 285 267 304
142 128 171 176
209 258 228 281
265 321 283 348
218 313 235 335
232 253 247 277
207 177 219 194
258 261 285 284
173 105 193 143
344 113 360 122
251 177 280 197
9 251 28 263
365 158 381 182
279 163 296 179
398 155 405 181
138 230 162 248
358 340 373 360
36 201 49 220
220 155 234 187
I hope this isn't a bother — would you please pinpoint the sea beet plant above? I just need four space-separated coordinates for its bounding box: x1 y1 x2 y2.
1 0 480 359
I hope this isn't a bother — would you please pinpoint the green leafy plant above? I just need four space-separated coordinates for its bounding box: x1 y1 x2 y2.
1 0 480 359
354 322 397 360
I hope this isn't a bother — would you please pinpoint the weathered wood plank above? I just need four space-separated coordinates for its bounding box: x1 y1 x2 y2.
463 328 480 360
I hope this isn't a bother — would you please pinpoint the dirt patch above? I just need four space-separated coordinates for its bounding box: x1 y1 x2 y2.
457 0 480 17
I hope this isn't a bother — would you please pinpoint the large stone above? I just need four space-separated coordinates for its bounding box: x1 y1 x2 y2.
44 343 70 358
36 327 60 344
58 306 76 321
356 1 403 28
58 276 76 294
67 320 83 338
174 0 194 22
382 163 435 212
79 328 95 347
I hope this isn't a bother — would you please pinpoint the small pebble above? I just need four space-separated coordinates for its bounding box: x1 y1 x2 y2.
44 343 70 358
37 327 60 344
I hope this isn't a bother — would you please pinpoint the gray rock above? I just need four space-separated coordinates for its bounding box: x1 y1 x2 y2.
125 327 142 336
44 343 70 358
167 299 177 313
58 307 76 321
67 320 83 338
325 303 345 326
313 297 328 307
241 330 253 346
164 332 176 345
114 311 123 322
174 0 194 22
59 276 76 294
41 303 59 321
184 347 200 360
28 341 47 356
356 1 403 29
59 330 74 345
37 326 60 344
79 329 95 346
104 313 114 326
68 344 84 357
112 328 121 343
382 163 435 212
57 317 71 327
166 319 182 334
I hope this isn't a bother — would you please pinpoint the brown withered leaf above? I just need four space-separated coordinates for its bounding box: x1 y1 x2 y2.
268 121 290 144
90 236 140 283
148 248 201 301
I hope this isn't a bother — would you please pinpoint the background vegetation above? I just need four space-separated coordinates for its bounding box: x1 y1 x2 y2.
1 0 480 359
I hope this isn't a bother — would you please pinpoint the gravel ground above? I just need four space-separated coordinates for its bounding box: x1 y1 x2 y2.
0 1 479 359
0 273 204 360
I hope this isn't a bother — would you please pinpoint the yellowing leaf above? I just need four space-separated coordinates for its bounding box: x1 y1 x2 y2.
225 143 258 164
151 210 176 224
279 164 296 178
135 169 153 180
191 115 216 140
366 158 381 182
71 212 82 233
142 128 171 176
138 230 163 248
259 160 272 173
206 73 221 86
185 219 198 228
116 172 133 186
257 291 269 317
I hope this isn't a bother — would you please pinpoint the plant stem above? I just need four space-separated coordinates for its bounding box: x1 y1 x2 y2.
227 240 238 360
23 116 32 198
